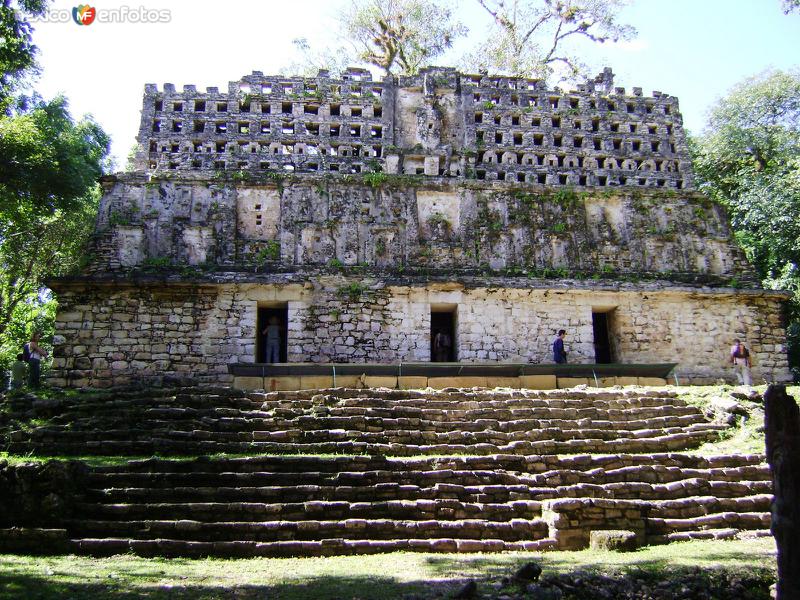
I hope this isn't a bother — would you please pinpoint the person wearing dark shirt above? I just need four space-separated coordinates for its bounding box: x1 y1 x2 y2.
553 330 567 364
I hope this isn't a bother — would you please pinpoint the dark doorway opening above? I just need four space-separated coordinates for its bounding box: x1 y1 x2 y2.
592 311 613 364
431 306 457 362
257 304 288 363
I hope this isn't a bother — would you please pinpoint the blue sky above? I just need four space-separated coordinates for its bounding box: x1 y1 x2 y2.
29 0 800 169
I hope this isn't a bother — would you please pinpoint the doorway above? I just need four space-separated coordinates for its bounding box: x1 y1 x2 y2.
431 305 457 362
592 310 613 364
257 304 288 363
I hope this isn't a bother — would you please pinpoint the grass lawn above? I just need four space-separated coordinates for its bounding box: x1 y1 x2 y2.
0 538 777 600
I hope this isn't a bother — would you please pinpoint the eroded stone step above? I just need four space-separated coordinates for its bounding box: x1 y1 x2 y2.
645 511 770 534
65 535 558 558
75 499 543 522
647 494 773 517
64 517 550 543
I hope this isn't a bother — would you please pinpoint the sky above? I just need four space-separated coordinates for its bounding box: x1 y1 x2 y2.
27 0 800 170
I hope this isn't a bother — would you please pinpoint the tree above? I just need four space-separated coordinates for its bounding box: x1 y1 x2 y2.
281 37 355 79
340 0 467 76
693 69 800 377
464 0 636 80
0 0 47 111
0 95 109 218
783 0 800 14
0 95 109 378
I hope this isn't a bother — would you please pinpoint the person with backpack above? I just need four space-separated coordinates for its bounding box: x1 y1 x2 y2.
24 331 48 389
729 338 752 386
10 353 27 390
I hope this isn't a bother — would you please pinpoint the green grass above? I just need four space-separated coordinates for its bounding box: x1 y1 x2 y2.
676 384 800 456
0 538 777 600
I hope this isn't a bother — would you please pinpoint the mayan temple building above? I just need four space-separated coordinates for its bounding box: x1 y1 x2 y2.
46 66 791 389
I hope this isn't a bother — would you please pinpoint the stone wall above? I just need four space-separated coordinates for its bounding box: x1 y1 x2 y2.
135 67 691 191
48 278 789 388
44 65 789 387
88 177 752 282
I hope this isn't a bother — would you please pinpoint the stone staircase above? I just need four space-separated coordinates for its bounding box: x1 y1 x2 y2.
1 386 727 456
0 453 771 557
0 385 773 556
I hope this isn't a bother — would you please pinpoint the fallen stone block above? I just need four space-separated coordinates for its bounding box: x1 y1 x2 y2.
589 529 639 551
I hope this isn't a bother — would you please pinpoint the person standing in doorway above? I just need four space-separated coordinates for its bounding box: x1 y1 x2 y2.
433 329 452 362
263 317 282 363
25 332 48 388
729 338 752 386
553 330 568 364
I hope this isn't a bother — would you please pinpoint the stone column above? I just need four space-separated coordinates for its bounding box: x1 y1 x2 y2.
764 384 800 600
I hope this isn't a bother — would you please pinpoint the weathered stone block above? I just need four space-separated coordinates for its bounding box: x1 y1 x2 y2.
638 377 668 386
398 376 429 389
299 376 334 389
233 377 264 390
332 375 364 388
363 376 398 389
520 375 558 390
265 376 300 391
589 529 639 552
485 377 521 388
428 377 487 389
558 377 589 389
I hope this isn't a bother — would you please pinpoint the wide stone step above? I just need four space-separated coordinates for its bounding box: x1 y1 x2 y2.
3 430 722 456
83 468 519 488
645 511 770 534
63 517 550 542
9 421 714 440
75 499 543 522
84 475 771 506
522 464 771 486
646 528 758 545
85 484 540 504
647 494 773 518
65 535 558 558
544 479 773 501
101 453 766 473
81 462 769 492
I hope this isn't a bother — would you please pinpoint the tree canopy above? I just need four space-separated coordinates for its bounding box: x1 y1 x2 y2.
693 69 800 375
0 0 47 111
339 0 467 76
464 0 636 80
0 0 110 378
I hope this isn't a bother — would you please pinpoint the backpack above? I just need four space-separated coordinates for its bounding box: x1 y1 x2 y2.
22 343 31 362
733 346 750 359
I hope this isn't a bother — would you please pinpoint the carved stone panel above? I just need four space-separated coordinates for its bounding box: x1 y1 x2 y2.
237 188 280 240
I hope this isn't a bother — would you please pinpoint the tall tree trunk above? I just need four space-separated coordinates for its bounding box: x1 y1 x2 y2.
765 384 800 600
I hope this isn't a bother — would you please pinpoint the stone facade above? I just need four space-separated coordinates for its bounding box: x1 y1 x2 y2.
49 277 787 388
47 67 791 388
